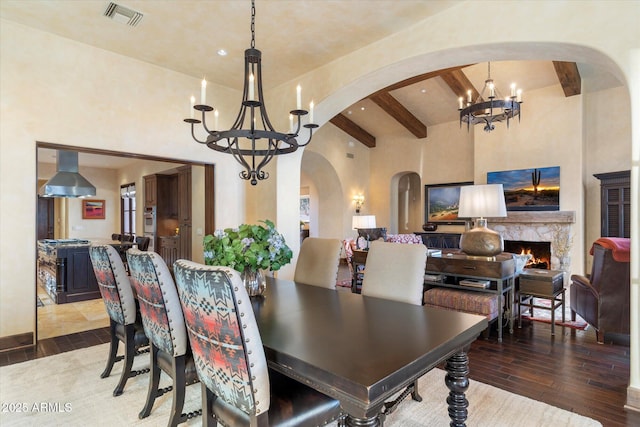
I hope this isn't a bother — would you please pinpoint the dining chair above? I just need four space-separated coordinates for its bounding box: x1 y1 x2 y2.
359 240 428 417
134 236 151 251
294 237 342 289
173 260 343 427
126 249 200 426
361 240 428 306
88 244 149 397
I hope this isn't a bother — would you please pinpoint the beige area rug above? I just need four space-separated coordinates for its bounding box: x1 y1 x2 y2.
0 344 601 427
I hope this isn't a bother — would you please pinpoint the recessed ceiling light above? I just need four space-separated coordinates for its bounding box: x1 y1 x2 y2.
347 110 352 115
421 88 427 93
217 49 228 56
360 107 365 111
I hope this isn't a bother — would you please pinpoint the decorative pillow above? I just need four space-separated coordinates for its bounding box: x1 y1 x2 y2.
386 234 422 244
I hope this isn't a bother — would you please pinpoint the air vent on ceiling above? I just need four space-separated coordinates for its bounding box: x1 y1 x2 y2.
104 2 143 26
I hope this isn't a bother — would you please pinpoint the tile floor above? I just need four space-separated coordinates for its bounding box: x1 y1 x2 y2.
37 284 109 340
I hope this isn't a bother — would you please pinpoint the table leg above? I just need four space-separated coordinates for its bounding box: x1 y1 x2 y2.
561 289 566 323
551 297 556 335
344 414 380 427
508 286 515 334
445 351 470 427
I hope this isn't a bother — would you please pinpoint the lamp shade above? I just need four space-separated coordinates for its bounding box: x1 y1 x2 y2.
458 184 507 219
352 215 376 230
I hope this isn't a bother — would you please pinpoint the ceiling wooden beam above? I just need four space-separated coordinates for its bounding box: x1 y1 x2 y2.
370 92 427 138
440 68 481 102
372 65 471 94
552 61 581 97
329 114 376 148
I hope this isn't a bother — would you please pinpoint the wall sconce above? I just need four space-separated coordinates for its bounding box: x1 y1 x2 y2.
353 195 365 213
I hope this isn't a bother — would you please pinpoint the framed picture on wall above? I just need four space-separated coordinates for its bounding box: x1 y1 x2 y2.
299 195 310 223
424 182 473 224
82 199 105 219
487 166 560 211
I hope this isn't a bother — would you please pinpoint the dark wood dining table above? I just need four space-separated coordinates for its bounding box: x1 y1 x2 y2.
251 277 488 427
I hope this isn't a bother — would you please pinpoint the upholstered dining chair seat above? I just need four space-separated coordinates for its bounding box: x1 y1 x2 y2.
210 369 341 427
155 350 199 383
112 318 149 348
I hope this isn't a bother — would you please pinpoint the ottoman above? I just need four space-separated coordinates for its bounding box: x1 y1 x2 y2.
423 288 500 321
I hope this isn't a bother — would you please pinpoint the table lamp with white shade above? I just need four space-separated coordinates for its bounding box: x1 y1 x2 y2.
352 215 377 249
457 184 507 258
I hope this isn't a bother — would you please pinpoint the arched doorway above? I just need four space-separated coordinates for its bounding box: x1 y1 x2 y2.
390 172 422 234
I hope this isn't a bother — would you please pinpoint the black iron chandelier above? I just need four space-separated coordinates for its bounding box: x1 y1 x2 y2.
459 62 522 132
184 0 316 185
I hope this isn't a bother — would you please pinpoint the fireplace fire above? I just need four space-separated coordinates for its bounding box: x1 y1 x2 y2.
504 240 551 269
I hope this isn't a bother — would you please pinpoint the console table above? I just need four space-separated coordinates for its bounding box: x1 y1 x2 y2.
424 251 516 341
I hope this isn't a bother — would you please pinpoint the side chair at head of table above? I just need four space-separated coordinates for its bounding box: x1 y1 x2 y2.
360 240 429 415
134 236 151 251
173 260 343 427
88 244 149 397
126 248 201 427
294 237 342 289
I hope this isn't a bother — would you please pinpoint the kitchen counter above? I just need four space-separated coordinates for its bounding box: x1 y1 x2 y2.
37 239 100 304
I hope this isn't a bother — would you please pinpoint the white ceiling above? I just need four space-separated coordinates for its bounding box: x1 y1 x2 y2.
3 0 623 167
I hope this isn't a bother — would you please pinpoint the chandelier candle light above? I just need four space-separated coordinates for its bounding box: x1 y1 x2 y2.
184 0 317 185
459 62 523 132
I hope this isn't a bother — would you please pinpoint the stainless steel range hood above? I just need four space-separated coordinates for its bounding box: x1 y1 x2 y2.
39 150 97 198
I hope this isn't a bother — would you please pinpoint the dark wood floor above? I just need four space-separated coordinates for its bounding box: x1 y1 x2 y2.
468 320 639 427
1 315 638 426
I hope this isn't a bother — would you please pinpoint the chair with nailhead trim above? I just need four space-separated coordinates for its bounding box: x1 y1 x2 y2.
173 259 343 427
127 249 201 426
89 245 149 397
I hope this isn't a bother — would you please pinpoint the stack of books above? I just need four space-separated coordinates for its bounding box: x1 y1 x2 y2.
459 279 490 289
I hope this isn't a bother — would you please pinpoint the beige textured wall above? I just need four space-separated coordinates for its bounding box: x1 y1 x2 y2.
475 84 586 276
0 20 245 338
583 86 633 271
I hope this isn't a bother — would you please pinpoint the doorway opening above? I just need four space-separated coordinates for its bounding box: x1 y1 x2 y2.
35 142 215 341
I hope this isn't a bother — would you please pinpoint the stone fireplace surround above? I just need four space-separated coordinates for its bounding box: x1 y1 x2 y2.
489 211 575 273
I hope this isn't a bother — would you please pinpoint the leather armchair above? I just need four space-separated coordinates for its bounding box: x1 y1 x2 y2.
570 238 630 344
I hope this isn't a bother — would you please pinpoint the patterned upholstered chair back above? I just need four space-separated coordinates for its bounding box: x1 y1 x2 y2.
89 245 137 325
173 260 270 416
127 249 188 357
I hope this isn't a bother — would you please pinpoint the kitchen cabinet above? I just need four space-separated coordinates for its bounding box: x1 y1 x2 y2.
145 173 178 239
159 236 179 271
144 175 157 207
37 240 100 304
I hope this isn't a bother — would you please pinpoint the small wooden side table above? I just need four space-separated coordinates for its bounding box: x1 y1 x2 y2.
517 269 565 335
